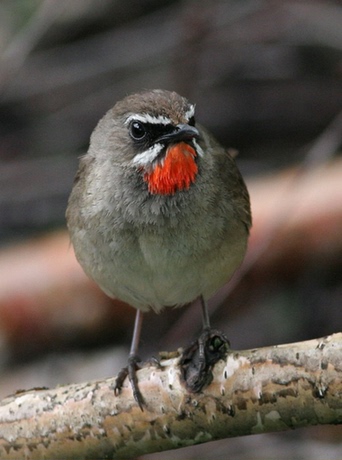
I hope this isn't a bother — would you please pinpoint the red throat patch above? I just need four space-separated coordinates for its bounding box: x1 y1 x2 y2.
144 142 198 195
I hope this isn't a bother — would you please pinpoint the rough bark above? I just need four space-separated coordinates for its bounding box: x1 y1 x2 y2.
0 333 341 459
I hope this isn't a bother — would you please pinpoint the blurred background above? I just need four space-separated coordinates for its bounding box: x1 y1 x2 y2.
0 0 341 459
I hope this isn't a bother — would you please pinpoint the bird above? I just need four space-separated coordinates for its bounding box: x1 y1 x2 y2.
66 89 251 408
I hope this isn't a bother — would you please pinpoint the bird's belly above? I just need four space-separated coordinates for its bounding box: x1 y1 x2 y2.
78 225 247 313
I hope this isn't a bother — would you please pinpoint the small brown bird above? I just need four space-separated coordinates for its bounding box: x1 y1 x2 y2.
66 89 251 407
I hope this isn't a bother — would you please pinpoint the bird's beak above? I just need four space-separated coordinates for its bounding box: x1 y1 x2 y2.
156 124 200 144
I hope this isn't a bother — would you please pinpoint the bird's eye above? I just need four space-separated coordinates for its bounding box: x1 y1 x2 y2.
129 121 146 140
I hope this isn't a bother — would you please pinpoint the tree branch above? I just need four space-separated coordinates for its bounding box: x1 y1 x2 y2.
0 333 341 459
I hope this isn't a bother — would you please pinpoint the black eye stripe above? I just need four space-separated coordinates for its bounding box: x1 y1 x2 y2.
148 123 174 138
129 121 175 145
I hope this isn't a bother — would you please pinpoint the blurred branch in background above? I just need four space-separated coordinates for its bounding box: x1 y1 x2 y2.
0 158 341 375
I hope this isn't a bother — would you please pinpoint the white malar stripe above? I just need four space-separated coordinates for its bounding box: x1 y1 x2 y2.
184 104 195 121
132 143 164 166
125 113 172 126
193 139 204 157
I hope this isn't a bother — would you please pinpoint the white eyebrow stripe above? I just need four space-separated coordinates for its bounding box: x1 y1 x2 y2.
125 113 172 126
132 143 164 166
184 104 195 121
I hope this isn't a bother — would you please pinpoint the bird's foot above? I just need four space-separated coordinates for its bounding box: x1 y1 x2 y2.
114 354 145 410
180 328 230 393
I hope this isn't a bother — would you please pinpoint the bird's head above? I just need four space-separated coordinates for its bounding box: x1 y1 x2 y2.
104 89 204 195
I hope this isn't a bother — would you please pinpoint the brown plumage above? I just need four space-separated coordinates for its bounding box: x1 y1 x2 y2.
66 89 251 407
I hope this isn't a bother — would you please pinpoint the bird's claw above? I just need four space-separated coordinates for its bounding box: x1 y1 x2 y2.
114 355 145 411
180 328 230 393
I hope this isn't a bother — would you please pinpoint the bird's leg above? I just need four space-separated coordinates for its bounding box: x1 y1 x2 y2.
180 295 230 393
114 309 145 410
200 295 211 330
